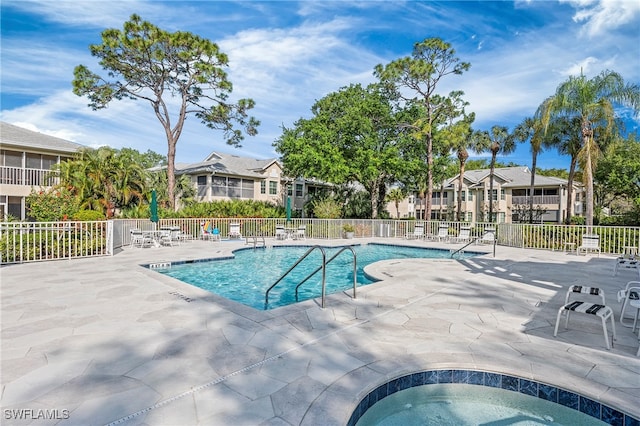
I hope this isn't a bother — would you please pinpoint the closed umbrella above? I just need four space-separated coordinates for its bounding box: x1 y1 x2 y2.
150 189 159 227
286 196 291 223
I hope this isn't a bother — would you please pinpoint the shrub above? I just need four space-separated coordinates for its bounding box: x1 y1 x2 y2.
26 188 78 221
72 210 106 221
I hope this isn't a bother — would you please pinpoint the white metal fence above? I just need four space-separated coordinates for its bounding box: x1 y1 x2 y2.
0 221 113 264
2 218 639 264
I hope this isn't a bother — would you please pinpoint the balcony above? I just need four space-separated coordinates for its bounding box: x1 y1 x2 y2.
511 195 560 205
0 166 58 187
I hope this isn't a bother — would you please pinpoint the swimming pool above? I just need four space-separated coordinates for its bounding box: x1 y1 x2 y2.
151 243 478 310
349 370 636 425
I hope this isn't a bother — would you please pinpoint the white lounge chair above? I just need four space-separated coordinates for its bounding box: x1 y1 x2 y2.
406 224 424 240
577 234 600 257
451 226 471 243
435 224 449 242
229 223 242 239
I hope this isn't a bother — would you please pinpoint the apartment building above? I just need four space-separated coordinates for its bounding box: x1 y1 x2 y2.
0 122 85 220
388 166 583 224
175 151 328 216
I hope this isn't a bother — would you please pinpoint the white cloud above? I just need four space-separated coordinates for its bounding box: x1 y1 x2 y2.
561 0 640 37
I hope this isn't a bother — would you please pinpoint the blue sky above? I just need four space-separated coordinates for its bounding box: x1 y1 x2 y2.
1 1 639 171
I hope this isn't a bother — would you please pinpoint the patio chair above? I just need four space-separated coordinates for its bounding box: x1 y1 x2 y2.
275 224 287 240
577 234 600 257
617 281 640 330
229 223 242 239
433 224 449 242
159 229 180 247
293 225 306 240
451 226 471 244
130 228 153 248
406 224 424 240
613 252 640 278
200 221 218 241
554 285 616 350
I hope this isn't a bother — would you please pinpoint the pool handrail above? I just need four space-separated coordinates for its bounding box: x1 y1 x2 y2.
450 230 496 258
294 245 358 303
265 246 327 309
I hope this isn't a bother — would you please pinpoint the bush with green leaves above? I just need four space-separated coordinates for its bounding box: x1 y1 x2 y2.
26 188 79 221
72 210 106 221
312 198 342 219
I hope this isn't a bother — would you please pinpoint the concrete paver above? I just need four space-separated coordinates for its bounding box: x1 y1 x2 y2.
1 238 639 425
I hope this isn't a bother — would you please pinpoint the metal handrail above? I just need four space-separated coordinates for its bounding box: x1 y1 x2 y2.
245 234 266 248
450 231 496 258
295 246 358 304
265 246 326 308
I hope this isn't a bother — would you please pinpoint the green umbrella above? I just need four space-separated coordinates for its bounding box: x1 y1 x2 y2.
286 196 291 223
150 189 159 225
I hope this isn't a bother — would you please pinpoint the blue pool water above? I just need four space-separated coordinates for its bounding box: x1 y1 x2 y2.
153 243 477 310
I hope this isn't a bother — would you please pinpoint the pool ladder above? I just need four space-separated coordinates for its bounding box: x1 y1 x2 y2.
264 245 357 309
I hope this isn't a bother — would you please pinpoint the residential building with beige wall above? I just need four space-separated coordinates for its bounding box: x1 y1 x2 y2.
387 166 583 224
0 122 84 220
175 151 328 216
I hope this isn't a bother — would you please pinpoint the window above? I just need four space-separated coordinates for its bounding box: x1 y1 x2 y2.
466 212 473 222
461 191 466 201
212 176 226 196
287 185 293 196
242 180 254 198
26 153 56 170
1 150 22 167
197 176 207 197
295 184 303 197
489 189 505 201
228 178 241 198
260 181 266 194
269 181 277 195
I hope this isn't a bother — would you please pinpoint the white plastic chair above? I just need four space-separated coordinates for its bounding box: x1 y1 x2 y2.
406 225 424 240
294 225 306 240
577 234 600 257
451 226 471 243
275 225 287 240
229 223 242 239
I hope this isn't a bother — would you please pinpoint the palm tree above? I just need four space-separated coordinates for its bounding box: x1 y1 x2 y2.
446 115 491 221
513 116 547 223
385 188 406 218
540 70 640 227
545 116 582 224
478 125 516 223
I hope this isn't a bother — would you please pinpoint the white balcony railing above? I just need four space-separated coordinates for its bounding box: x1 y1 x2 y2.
511 195 560 205
0 166 58 187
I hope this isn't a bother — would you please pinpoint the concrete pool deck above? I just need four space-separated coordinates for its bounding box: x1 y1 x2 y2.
1 238 639 425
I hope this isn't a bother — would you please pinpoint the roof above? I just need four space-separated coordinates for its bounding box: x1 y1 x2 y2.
445 166 571 188
1 122 85 154
175 151 280 178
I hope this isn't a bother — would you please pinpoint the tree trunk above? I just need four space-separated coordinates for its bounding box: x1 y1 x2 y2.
425 134 433 221
566 157 577 224
457 148 468 222
529 154 537 224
